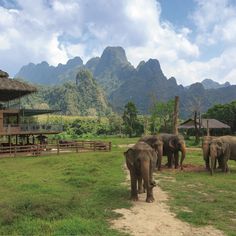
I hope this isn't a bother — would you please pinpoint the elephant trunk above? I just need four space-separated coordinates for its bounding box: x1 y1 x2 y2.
210 154 216 175
180 145 186 170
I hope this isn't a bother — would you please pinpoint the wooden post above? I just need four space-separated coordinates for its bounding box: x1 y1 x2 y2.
9 135 12 157
194 111 200 143
109 142 112 151
76 142 78 153
173 96 179 135
14 145 16 158
37 144 40 156
0 111 3 133
57 140 60 155
207 119 210 136
94 142 96 151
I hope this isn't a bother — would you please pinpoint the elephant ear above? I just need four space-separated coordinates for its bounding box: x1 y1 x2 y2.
124 148 136 165
222 143 230 160
169 137 177 150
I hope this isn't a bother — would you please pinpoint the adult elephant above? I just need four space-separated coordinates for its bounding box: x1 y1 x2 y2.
202 136 223 170
209 136 236 175
124 141 157 203
140 133 186 170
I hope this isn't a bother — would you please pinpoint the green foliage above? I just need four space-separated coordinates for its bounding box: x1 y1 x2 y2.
20 70 111 116
107 113 123 135
150 99 174 134
70 118 109 137
204 101 236 132
122 102 144 137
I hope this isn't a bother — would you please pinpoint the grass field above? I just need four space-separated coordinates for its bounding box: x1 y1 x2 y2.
0 138 236 235
157 149 236 236
0 148 129 235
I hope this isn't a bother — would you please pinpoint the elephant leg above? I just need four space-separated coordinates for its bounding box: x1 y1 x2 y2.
129 169 138 201
205 157 210 170
141 159 154 203
138 176 145 193
222 158 229 173
157 148 163 171
214 159 217 170
149 160 156 187
167 153 173 168
174 152 179 169
217 157 224 169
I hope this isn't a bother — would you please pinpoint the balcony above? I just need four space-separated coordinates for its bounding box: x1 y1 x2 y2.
1 123 63 135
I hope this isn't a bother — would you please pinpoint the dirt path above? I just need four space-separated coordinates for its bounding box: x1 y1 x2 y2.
111 170 225 236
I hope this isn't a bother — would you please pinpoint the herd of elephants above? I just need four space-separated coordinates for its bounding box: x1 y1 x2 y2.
124 133 236 203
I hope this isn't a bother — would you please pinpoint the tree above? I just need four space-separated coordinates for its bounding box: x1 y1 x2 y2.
204 101 236 133
186 96 203 143
108 113 123 135
122 102 142 137
150 99 174 133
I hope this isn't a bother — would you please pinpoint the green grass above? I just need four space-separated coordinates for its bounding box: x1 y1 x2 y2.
157 149 236 236
0 149 130 235
1 137 236 235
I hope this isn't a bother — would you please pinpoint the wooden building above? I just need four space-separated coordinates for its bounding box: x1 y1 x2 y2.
0 70 62 145
179 118 231 135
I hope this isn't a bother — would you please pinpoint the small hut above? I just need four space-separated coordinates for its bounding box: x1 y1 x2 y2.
179 118 231 135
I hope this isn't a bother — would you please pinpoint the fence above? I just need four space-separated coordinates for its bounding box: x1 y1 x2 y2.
0 140 112 158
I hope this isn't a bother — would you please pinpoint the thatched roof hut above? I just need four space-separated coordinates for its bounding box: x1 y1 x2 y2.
179 118 230 129
0 70 37 102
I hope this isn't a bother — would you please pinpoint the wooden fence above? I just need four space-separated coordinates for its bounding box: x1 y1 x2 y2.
0 140 112 158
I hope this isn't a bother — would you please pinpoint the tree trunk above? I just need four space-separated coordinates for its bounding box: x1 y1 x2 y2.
173 96 179 135
194 111 200 143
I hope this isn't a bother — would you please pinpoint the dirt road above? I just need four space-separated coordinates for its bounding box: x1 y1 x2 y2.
111 171 225 236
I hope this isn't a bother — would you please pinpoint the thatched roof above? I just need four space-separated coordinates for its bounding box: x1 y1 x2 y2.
179 118 230 129
0 70 37 102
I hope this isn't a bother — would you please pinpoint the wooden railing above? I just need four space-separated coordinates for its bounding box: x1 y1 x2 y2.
1 123 63 134
0 140 112 158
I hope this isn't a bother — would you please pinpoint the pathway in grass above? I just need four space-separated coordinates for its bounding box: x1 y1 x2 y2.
111 170 225 236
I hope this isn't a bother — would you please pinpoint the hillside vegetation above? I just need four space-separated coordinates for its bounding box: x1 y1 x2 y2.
16 46 236 118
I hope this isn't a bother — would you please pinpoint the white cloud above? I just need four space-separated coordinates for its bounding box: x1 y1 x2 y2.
162 47 236 86
193 0 236 45
0 0 199 77
0 0 235 86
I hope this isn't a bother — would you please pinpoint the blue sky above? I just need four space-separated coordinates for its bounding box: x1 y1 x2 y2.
0 0 236 86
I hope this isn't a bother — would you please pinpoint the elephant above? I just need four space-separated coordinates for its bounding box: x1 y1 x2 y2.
209 136 236 175
140 133 186 170
202 136 223 170
124 141 157 203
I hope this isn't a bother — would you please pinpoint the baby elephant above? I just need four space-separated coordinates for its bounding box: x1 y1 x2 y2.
124 141 157 203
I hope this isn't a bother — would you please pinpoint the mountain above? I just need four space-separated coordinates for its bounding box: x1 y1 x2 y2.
87 46 136 95
109 58 236 117
109 59 184 113
16 46 236 118
15 57 83 85
21 69 110 116
201 78 231 89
